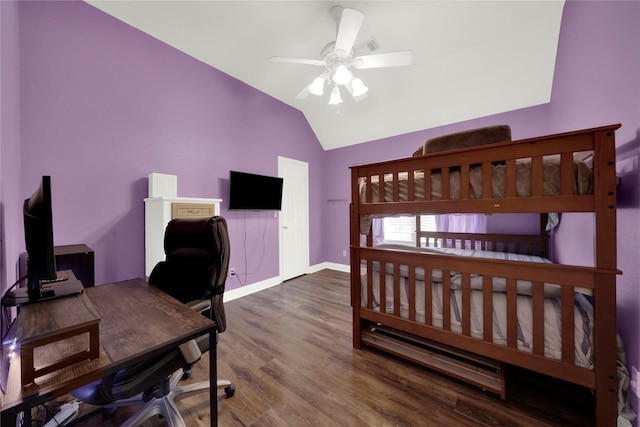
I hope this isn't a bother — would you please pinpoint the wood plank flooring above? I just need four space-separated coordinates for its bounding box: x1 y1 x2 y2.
51 269 593 426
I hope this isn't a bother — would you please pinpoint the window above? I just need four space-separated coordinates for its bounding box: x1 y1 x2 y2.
381 215 436 245
378 214 487 248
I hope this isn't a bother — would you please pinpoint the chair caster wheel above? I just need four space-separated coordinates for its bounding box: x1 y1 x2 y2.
224 384 235 398
181 368 192 381
101 407 117 419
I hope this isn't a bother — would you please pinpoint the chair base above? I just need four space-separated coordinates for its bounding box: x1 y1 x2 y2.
106 369 234 427
218 378 236 398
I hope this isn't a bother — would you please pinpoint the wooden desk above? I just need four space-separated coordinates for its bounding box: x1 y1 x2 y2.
0 278 217 426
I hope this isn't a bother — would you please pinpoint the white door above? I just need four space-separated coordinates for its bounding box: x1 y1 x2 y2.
278 156 309 281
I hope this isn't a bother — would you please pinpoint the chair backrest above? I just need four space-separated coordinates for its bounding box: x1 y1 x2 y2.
149 216 230 332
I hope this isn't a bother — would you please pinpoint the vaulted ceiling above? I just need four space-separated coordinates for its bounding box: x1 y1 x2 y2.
85 1 565 150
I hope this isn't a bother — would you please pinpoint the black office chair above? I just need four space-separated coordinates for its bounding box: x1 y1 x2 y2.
71 216 234 427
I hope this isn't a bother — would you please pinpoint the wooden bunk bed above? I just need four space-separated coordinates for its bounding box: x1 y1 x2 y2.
349 124 620 426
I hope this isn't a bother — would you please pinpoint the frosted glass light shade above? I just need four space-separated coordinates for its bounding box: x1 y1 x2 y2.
308 77 325 96
328 86 343 105
333 64 352 85
351 78 369 96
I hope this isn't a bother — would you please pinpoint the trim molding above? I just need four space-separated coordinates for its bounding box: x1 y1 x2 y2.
224 276 282 302
309 262 349 273
225 262 350 302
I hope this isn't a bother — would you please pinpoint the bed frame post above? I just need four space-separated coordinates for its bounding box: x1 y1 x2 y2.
350 168 362 349
539 214 549 259
592 127 619 426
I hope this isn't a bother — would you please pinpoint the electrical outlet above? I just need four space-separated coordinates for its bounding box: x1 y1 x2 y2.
631 366 639 397
343 249 347 257
229 268 236 276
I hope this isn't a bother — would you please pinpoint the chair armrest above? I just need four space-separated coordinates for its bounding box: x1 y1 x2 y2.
187 299 211 316
179 340 202 364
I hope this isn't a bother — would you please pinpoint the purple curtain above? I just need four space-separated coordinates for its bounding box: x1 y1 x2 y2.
369 218 385 246
435 214 487 233
435 214 487 249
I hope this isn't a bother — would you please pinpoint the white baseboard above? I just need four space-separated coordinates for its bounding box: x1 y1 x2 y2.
225 262 350 302
309 262 350 273
224 276 283 302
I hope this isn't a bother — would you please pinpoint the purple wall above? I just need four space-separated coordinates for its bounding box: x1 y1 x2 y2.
549 0 640 419
0 1 22 290
15 1 325 288
0 0 22 384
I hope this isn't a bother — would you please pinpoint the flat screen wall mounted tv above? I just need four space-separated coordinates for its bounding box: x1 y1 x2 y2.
228 170 283 211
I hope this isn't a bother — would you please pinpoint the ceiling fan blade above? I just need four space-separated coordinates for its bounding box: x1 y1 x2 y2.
294 86 311 100
270 56 326 67
334 8 365 58
352 51 414 69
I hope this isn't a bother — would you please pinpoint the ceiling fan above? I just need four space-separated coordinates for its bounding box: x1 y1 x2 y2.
270 6 414 105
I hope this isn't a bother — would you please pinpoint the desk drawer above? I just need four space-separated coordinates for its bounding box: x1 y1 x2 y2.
171 203 216 219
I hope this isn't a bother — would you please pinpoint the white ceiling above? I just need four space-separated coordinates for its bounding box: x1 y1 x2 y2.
85 1 565 150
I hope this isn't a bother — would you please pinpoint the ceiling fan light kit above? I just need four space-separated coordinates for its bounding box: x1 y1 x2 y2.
270 5 413 106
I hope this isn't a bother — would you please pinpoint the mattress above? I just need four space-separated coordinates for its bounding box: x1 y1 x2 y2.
359 246 594 368
358 156 593 234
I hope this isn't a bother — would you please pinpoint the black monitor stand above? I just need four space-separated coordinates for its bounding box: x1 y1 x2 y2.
2 276 84 306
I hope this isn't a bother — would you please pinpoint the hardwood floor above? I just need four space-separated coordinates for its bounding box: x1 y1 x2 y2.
55 270 592 426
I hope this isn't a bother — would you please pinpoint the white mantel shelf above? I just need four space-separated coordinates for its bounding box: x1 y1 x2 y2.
143 196 222 204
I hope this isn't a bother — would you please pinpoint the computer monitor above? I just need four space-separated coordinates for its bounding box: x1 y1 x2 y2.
23 176 59 301
2 176 83 306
